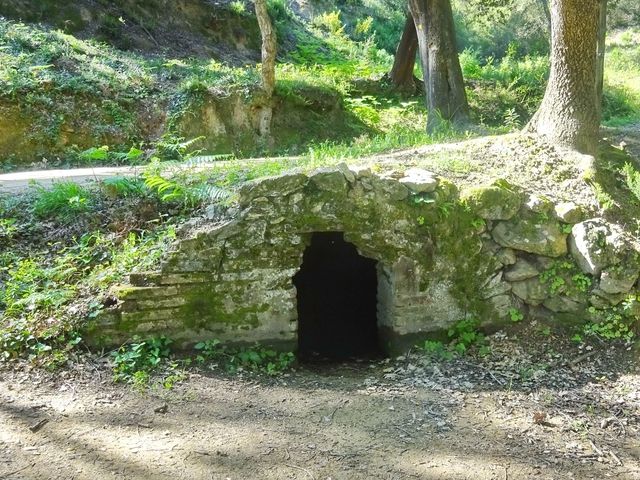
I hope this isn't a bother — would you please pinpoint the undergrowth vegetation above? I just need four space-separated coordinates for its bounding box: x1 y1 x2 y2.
112 336 295 390
0 184 178 368
0 1 638 171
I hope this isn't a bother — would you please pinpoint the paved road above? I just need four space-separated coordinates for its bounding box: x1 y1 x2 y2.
0 156 301 194
0 165 145 193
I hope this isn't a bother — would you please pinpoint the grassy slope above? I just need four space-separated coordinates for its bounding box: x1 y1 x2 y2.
0 1 639 170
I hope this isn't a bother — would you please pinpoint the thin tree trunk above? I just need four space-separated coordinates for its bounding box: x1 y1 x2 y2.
409 0 470 133
254 0 276 139
389 14 419 93
538 0 552 31
595 0 607 116
526 0 600 155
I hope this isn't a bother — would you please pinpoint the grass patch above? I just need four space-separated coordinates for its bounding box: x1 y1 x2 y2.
33 182 93 219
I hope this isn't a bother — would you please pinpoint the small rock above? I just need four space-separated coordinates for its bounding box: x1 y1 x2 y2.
569 218 640 276
504 258 539 282
543 296 583 313
370 175 410 201
399 167 438 193
496 248 517 266
511 277 548 306
599 268 639 295
554 202 584 224
492 217 568 257
310 168 348 193
523 194 554 214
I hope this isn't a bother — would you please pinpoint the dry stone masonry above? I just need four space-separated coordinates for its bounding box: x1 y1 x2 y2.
89 164 640 354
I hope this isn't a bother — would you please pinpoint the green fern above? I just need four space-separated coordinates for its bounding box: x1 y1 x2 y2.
622 162 640 203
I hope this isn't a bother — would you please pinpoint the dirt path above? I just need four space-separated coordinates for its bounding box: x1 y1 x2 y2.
1 335 638 480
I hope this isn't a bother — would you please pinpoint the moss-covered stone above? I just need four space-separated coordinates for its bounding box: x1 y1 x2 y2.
461 180 522 220
492 216 568 257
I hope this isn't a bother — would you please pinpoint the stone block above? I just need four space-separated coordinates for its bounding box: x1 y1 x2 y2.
112 285 178 301
504 258 539 282
492 217 567 257
129 272 162 286
554 202 585 224
399 167 438 193
511 278 548 306
158 273 211 285
310 169 348 193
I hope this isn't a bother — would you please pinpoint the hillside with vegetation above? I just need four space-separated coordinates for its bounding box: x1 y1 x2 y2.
0 0 637 170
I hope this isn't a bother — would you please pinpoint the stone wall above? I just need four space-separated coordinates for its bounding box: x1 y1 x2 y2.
88 164 640 353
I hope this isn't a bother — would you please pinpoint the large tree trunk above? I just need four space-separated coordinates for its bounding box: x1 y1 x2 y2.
389 14 419 93
595 0 607 116
526 0 600 155
408 0 470 133
254 0 276 139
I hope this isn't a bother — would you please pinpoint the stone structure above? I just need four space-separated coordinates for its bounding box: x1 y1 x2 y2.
90 165 640 354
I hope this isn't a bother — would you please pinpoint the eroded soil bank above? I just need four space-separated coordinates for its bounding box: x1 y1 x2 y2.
1 331 638 480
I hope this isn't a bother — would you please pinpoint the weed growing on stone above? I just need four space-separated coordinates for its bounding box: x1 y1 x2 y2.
622 162 640 203
539 259 592 296
508 308 524 323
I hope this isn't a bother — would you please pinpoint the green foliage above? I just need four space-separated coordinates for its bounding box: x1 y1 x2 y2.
0 326 82 369
508 308 524 323
0 226 176 363
312 11 346 38
33 182 93 219
417 340 454 361
418 318 489 359
101 176 147 198
460 49 549 127
622 162 640 203
112 336 173 385
0 218 18 241
143 164 231 206
194 340 295 375
448 318 487 355
354 17 373 38
454 0 549 59
539 259 592 296
79 146 144 166
582 296 638 342
229 0 246 15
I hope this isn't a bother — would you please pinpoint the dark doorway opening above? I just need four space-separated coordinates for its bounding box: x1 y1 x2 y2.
294 232 381 361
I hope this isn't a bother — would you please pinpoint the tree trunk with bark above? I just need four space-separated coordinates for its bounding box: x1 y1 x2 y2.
596 0 607 116
526 0 600 155
389 14 419 93
254 0 276 139
408 0 470 133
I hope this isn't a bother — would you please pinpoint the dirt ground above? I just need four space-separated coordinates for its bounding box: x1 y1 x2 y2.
1 329 639 480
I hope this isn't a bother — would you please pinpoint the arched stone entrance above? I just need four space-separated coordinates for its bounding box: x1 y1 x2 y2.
91 165 536 355
294 232 380 360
